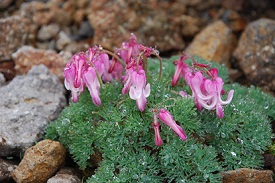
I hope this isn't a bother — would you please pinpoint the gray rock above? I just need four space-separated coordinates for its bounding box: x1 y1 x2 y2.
233 18 275 93
37 23 60 41
56 31 72 51
47 168 81 183
0 65 66 156
0 72 6 86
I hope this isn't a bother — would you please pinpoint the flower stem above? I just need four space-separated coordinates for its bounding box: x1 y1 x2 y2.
102 49 126 68
154 53 163 80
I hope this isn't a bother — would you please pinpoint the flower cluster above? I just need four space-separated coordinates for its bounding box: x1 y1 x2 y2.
172 53 234 118
117 34 158 111
64 46 111 105
64 34 234 147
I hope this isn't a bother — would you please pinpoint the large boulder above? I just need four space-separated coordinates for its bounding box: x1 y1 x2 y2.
0 65 66 156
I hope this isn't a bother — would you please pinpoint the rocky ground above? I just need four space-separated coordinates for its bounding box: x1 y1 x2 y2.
0 0 274 182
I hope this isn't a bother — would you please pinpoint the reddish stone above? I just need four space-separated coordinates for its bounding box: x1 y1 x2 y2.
88 0 185 52
12 46 72 80
0 15 30 61
221 168 273 183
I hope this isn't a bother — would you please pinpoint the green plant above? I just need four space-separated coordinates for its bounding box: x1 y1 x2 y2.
45 53 273 182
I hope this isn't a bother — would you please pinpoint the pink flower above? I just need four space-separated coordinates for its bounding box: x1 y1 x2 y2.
64 54 88 102
185 70 234 118
152 122 163 146
129 69 150 112
185 71 212 101
64 47 107 105
118 34 141 64
203 77 234 118
172 55 190 86
88 47 112 82
122 67 134 95
108 58 124 81
83 67 101 106
158 109 187 141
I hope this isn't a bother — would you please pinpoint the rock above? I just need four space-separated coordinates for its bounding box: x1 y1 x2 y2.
0 0 13 9
37 23 60 41
179 15 202 37
49 7 72 26
185 20 236 67
63 41 89 54
0 158 17 182
36 40 56 50
56 31 72 51
12 46 72 80
12 139 66 183
0 61 16 81
0 72 6 86
88 0 185 51
73 8 86 25
47 168 81 183
56 31 89 54
0 65 66 156
233 18 275 93
0 15 30 61
221 168 273 183
17 1 52 26
71 21 94 41
220 10 245 32
17 1 72 26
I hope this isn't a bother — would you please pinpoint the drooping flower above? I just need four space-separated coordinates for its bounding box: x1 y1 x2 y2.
118 33 141 64
64 46 109 105
152 122 162 146
185 71 212 111
88 46 112 82
172 55 190 86
64 54 88 102
203 76 234 118
158 109 187 141
129 69 150 112
122 67 135 95
152 112 163 146
185 69 234 118
82 67 101 106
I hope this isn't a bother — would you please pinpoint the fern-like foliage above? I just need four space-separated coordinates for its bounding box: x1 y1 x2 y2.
45 56 273 182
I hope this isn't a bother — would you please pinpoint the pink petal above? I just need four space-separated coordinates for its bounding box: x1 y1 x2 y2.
144 84 150 97
198 96 217 110
189 72 212 101
216 103 224 119
129 85 141 100
172 61 184 86
136 93 147 112
83 67 101 106
158 109 187 141
179 91 187 98
219 90 234 105
209 68 218 79
75 56 86 88
152 122 163 146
